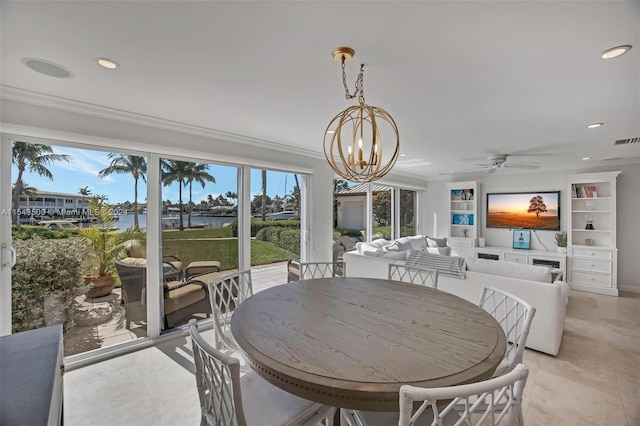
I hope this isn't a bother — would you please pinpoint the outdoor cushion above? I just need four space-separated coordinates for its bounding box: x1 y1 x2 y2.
164 283 206 314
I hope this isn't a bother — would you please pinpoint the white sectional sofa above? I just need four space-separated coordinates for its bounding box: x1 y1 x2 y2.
343 250 570 356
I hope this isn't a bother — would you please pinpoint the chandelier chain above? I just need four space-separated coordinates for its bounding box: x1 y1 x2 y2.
341 59 365 104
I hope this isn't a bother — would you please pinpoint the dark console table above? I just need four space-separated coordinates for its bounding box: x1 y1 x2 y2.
0 324 64 425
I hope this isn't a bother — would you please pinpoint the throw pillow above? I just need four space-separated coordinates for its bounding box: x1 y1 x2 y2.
406 250 466 279
424 246 452 256
392 237 413 251
407 235 427 250
426 236 448 248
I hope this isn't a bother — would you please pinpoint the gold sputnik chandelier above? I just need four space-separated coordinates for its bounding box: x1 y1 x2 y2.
323 47 399 183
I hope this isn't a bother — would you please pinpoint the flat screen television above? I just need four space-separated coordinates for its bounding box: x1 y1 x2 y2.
486 191 560 231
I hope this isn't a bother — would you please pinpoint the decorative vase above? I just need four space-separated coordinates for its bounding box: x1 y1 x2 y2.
84 274 115 298
557 247 567 254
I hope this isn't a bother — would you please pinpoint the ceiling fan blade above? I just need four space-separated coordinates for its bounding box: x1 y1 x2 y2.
486 167 498 175
505 162 540 169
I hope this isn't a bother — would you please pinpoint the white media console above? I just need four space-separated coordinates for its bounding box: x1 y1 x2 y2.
473 245 567 280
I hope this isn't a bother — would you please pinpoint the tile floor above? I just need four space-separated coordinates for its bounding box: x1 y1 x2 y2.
65 286 640 426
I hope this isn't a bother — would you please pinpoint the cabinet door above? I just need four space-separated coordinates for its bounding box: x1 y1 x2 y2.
504 253 527 264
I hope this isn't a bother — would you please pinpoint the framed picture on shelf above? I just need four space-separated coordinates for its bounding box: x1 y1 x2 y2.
513 230 531 250
452 213 473 225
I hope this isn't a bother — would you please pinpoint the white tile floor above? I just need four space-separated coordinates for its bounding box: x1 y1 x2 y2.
64 287 640 426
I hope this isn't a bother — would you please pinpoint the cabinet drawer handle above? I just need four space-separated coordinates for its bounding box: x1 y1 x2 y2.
591 264 595 267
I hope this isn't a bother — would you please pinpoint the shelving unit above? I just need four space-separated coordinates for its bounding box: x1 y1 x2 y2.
447 181 479 257
567 171 620 296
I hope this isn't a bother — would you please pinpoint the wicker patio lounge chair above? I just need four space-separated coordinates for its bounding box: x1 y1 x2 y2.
115 260 212 329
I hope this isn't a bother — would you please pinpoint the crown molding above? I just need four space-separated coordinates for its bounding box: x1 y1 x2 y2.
1 85 425 181
0 85 325 159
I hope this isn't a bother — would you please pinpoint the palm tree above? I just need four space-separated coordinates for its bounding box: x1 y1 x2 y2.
78 186 92 218
333 179 349 228
225 191 237 205
184 163 215 228
261 170 267 221
271 195 284 212
161 160 190 230
11 142 70 224
99 154 147 229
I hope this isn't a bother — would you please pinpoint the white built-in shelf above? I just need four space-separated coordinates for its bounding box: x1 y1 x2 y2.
567 171 621 296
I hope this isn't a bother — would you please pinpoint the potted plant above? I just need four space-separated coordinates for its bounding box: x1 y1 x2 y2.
554 231 567 253
78 196 140 298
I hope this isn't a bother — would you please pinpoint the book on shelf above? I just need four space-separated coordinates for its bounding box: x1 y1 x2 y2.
585 186 597 198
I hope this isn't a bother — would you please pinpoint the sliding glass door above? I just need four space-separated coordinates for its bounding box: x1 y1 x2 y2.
7 140 149 355
159 156 239 330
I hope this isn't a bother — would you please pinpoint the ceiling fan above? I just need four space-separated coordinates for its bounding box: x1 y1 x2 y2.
475 154 540 175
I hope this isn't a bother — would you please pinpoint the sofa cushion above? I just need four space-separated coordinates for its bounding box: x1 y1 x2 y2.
356 242 383 257
426 236 448 248
406 250 466 279
465 257 552 283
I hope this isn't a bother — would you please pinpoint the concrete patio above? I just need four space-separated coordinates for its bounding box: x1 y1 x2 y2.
63 261 289 356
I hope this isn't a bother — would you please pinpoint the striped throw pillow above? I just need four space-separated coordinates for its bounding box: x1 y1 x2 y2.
406 250 466 279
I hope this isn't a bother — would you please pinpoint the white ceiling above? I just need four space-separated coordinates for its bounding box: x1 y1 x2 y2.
1 1 639 179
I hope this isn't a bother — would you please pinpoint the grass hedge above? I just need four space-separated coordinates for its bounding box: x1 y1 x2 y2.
256 226 301 255
11 237 86 332
231 219 300 237
11 225 75 240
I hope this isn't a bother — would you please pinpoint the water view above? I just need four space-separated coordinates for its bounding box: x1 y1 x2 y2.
115 213 236 230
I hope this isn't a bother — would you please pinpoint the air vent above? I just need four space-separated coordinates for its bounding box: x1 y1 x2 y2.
613 137 639 146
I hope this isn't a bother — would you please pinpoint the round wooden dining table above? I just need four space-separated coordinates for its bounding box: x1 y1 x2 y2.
230 277 506 411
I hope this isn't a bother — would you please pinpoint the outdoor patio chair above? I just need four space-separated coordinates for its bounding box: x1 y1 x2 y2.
115 260 211 329
341 364 529 426
388 263 439 289
127 246 184 281
188 320 335 426
207 270 253 352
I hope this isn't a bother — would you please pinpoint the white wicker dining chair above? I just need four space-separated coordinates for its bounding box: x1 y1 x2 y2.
341 363 529 426
478 286 536 378
388 263 439 289
207 270 253 352
299 261 344 279
188 320 335 426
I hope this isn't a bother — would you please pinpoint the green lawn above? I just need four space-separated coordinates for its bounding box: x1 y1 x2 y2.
161 238 296 271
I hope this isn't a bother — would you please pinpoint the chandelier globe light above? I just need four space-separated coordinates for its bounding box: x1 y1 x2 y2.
323 47 400 183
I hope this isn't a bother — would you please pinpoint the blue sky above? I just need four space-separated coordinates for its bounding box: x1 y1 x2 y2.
12 145 299 204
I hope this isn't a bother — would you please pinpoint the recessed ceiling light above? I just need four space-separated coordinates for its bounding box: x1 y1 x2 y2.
582 157 592 161
400 153 407 157
21 58 72 78
587 123 603 129
97 58 119 69
601 45 632 59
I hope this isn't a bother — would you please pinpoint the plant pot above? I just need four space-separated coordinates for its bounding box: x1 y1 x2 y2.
84 274 115 298
557 247 567 254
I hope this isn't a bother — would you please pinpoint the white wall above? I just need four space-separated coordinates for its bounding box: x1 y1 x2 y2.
424 164 640 294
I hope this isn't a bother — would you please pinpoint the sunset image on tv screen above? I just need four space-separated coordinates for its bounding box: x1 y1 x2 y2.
487 192 560 230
